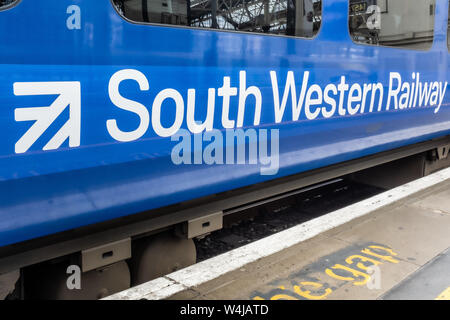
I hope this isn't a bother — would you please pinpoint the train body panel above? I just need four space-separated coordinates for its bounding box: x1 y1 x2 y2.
0 0 449 248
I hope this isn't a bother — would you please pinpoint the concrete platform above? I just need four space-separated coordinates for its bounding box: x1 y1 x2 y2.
106 167 450 300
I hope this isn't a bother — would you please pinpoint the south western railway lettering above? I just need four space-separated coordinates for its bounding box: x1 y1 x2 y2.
14 70 446 154
107 70 447 143
269 71 447 122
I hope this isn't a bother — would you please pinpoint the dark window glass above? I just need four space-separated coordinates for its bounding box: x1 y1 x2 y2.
0 0 18 10
349 0 436 50
112 0 321 38
447 2 450 50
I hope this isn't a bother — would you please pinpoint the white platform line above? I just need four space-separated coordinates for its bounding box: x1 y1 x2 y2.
104 166 450 300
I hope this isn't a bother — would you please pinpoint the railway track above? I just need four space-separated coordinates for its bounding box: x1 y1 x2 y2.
195 179 384 262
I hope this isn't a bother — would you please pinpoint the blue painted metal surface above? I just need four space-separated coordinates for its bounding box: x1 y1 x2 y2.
0 0 449 247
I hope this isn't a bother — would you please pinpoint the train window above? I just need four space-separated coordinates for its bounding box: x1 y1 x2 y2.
112 0 322 38
0 0 18 10
349 0 436 50
448 2 450 51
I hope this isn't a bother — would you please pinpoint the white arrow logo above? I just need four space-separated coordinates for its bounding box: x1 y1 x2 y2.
14 82 81 154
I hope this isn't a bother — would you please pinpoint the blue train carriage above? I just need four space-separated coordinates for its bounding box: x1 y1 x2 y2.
0 0 449 299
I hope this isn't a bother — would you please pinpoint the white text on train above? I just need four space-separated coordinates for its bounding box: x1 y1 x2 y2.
107 69 448 143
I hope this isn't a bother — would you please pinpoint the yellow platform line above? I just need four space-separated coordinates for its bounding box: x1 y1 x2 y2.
435 287 450 300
